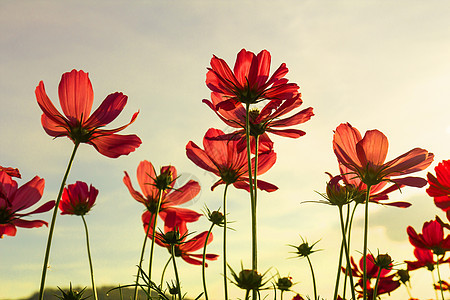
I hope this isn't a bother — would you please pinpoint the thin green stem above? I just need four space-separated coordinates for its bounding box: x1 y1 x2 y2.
39 141 80 300
372 267 382 300
431 270 439 300
362 185 372 300
436 254 445 300
148 191 164 293
202 223 214 300
223 184 230 300
306 255 317 300
343 203 358 299
134 216 153 300
245 103 257 300
338 206 357 300
81 215 98 300
160 256 172 289
333 204 351 300
245 289 251 300
171 245 182 300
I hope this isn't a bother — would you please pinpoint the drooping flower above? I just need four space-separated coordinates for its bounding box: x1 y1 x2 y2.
333 123 434 187
123 160 201 224
405 248 450 271
186 128 277 192
0 171 54 238
36 69 142 158
427 160 450 218
206 49 299 110
203 92 314 151
143 211 219 266
407 219 450 255
59 181 98 216
0 165 21 178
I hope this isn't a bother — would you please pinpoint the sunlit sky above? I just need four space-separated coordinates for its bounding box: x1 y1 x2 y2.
1 1 450 299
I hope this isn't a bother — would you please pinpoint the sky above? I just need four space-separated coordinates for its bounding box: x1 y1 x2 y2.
1 1 450 299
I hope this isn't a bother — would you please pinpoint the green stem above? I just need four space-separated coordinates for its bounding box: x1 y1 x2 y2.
436 254 445 300
245 289 250 300
171 245 182 300
202 223 214 300
338 206 357 300
223 184 230 300
342 203 358 299
245 103 257 300
39 141 80 300
362 185 372 300
372 267 382 300
81 215 98 300
306 255 317 300
148 191 164 293
431 270 439 300
160 256 172 289
134 215 153 300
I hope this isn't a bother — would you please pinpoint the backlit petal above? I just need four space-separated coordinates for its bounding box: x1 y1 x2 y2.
58 69 93 122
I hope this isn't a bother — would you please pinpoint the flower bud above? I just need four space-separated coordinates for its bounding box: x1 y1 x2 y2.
276 276 293 291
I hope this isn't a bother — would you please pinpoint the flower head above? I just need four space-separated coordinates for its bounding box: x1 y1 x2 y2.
405 248 450 271
124 160 201 224
56 283 88 300
333 123 434 187
228 263 270 292
206 49 299 110
186 128 277 192
407 219 450 255
36 69 141 158
0 171 54 238
427 160 450 218
144 212 219 266
59 181 98 216
203 92 314 151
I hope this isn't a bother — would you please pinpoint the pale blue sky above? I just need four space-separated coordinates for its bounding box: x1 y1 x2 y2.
1 1 450 299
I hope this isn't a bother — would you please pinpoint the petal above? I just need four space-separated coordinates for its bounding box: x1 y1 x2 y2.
123 171 147 204
234 49 256 87
11 176 45 212
383 148 434 177
35 81 66 124
254 50 271 87
0 224 17 237
12 218 48 229
159 207 201 223
40 114 70 138
136 160 159 200
88 133 142 158
85 92 128 128
163 180 200 206
19 200 55 216
266 128 306 138
356 130 389 168
58 69 93 122
269 107 314 128
186 141 219 174
333 123 363 170
181 231 212 252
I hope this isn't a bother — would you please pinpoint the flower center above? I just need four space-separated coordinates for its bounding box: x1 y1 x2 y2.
69 124 93 144
0 207 12 224
248 109 266 137
219 168 240 185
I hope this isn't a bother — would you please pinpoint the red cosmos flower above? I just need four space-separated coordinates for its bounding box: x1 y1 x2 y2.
407 219 450 255
143 212 219 266
59 181 98 216
206 49 299 110
35 69 141 158
333 123 434 187
203 92 314 152
186 128 277 192
427 160 450 218
123 161 201 224
0 166 21 178
344 254 400 298
405 248 450 271
0 171 54 238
